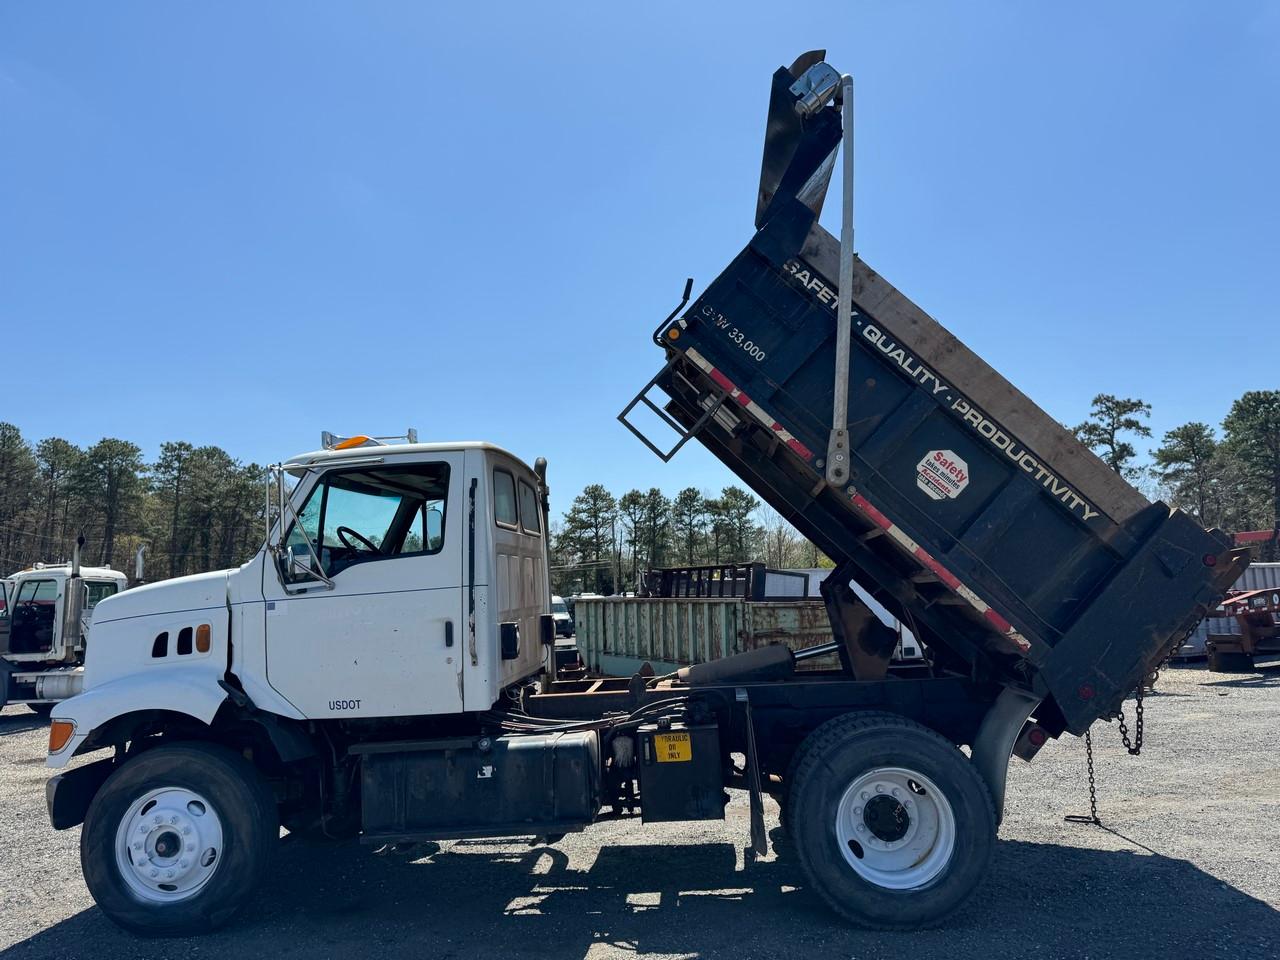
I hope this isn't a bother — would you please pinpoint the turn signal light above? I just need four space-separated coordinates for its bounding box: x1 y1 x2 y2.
334 435 372 450
195 623 211 653
49 720 76 754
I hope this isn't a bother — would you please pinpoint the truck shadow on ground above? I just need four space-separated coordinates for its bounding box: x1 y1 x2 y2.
3 833 1277 960
0 713 46 737
1200 662 1280 689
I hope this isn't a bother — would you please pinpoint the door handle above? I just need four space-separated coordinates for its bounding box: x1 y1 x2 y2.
445 620 454 648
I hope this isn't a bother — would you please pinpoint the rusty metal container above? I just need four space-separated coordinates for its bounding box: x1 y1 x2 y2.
575 596 836 676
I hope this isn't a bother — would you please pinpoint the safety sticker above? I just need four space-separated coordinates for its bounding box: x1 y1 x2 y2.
917 450 969 501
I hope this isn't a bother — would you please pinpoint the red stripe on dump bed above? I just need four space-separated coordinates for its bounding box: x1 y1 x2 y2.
851 494 893 532
770 423 814 459
686 351 814 461
912 546 963 593
981 607 1015 633
707 368 736 393
849 493 1030 652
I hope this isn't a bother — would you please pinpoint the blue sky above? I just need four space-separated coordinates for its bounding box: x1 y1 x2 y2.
3 3 1277 517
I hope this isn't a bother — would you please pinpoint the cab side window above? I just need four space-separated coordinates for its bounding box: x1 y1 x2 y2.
83 581 119 609
518 480 541 536
284 463 450 579
494 469 518 528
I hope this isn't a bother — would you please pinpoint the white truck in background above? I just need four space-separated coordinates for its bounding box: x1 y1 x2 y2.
1 544 129 714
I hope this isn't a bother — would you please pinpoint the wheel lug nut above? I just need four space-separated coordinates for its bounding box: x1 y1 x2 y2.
154 815 162 824
860 791 869 801
856 824 866 833
182 827 191 835
150 869 158 878
179 860 188 869
170 816 179 824
875 784 884 793
166 870 175 878
892 788 902 798
133 841 142 850
854 806 862 816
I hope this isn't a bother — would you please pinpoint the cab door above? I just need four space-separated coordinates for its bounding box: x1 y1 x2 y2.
6 577 61 658
262 454 464 718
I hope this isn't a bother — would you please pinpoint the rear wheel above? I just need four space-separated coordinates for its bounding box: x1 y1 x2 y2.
28 703 54 718
81 742 278 936
788 712 994 929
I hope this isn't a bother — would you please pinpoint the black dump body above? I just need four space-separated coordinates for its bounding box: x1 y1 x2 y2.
628 53 1246 736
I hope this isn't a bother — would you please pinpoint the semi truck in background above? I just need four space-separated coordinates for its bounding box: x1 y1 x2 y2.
40 52 1243 937
1 543 129 713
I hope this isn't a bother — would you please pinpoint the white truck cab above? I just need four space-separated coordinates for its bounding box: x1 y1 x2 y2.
49 435 554 761
1 561 127 710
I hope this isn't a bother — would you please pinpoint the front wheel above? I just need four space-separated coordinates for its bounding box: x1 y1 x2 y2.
80 742 278 936
788 712 995 929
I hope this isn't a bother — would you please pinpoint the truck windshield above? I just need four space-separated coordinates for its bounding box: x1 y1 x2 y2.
552 600 568 615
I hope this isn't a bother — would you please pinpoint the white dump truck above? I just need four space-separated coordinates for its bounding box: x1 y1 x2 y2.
42 52 1240 939
1 550 128 714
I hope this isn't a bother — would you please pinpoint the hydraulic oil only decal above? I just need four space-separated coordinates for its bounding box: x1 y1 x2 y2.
780 258 1103 524
917 450 969 501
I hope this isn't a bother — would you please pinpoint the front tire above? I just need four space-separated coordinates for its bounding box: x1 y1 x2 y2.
81 742 278 936
789 712 995 929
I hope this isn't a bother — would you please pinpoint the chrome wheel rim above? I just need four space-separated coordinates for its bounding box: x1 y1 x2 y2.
834 766 956 890
114 787 224 903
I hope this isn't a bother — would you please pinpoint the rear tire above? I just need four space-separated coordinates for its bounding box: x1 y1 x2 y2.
788 712 995 929
28 703 54 718
80 742 278 936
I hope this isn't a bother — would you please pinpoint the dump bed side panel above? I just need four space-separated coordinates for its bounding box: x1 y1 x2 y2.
650 202 1240 732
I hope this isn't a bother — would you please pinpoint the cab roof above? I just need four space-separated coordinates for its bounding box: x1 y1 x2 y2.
6 564 126 580
283 441 537 476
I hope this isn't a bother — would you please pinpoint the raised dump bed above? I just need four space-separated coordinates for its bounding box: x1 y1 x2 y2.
624 54 1246 736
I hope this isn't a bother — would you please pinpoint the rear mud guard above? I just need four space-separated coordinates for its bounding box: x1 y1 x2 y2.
970 687 1041 825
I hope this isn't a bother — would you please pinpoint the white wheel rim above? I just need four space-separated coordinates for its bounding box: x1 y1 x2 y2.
833 766 956 890
114 787 225 903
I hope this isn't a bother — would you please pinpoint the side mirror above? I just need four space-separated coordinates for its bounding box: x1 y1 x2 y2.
286 546 317 580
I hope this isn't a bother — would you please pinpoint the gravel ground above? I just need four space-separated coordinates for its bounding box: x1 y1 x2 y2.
1 662 1278 960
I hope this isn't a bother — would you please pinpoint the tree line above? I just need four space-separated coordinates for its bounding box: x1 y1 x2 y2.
554 386 1280 595
551 484 826 596
1072 389 1280 547
0 423 264 579
2 386 1274 586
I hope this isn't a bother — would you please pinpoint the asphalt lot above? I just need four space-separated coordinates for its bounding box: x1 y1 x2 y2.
2 662 1278 960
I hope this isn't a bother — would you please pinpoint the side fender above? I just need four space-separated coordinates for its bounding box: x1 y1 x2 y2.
46 668 226 769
